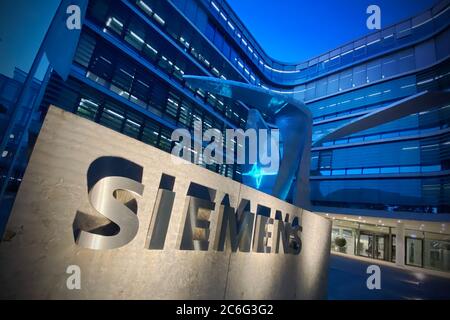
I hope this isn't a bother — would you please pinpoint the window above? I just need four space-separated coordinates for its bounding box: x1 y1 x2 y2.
213 30 224 51
335 139 347 145
123 114 142 139
382 27 395 46
153 13 165 26
99 103 124 131
327 74 339 95
328 50 341 67
340 44 353 65
106 17 124 35
364 134 380 141
398 49 415 73
305 82 316 100
353 39 366 57
406 237 423 267
74 33 96 68
400 166 421 173
396 20 411 39
143 43 159 61
310 154 319 171
348 136 364 143
132 74 152 106
382 56 397 78
422 165 441 172
76 97 99 120
179 101 193 126
424 236 450 272
159 128 172 151
367 60 381 82
380 167 399 174
205 21 215 41
319 151 332 169
165 93 179 119
352 65 366 87
362 168 380 174
141 121 160 147
111 63 135 96
316 78 327 98
90 48 114 81
222 40 231 59
158 56 173 74
148 82 167 113
137 0 154 17
332 169 346 175
382 132 398 139
346 168 362 175
339 70 353 91
125 22 146 51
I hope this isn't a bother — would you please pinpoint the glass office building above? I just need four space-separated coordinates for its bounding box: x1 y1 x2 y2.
0 0 449 271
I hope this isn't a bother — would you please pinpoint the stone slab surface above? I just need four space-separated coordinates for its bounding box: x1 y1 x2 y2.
0 106 331 299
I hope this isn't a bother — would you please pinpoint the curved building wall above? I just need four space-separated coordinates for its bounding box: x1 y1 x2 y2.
32 0 450 215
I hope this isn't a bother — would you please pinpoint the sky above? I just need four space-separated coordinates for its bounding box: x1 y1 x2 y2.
0 0 441 77
0 0 60 77
227 0 440 63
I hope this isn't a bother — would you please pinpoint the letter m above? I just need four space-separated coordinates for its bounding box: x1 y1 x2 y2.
213 198 254 252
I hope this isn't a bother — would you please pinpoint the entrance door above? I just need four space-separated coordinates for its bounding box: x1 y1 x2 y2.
358 232 388 260
358 233 374 258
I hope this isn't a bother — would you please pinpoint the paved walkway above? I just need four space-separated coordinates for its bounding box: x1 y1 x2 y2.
328 254 450 299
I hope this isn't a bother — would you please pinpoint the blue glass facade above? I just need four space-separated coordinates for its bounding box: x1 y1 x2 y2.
1 0 450 220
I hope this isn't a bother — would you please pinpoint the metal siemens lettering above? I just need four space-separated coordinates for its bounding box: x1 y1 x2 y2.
74 159 302 254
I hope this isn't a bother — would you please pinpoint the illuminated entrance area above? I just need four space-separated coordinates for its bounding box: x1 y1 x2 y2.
357 232 389 261
331 219 394 262
329 217 450 273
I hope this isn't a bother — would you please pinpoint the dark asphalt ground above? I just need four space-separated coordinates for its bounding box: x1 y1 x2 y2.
328 254 450 299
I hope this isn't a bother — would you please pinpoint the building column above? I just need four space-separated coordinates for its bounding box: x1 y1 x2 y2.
387 227 392 262
395 222 405 267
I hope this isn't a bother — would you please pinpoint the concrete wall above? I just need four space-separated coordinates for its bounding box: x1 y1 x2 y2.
0 106 331 299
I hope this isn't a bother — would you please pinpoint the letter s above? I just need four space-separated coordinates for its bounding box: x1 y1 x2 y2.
76 176 144 250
